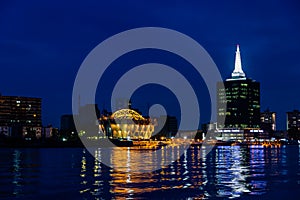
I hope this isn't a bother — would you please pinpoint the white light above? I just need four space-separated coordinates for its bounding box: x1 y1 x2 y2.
231 44 246 78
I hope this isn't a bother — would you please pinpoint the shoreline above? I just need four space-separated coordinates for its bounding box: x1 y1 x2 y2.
1 139 299 148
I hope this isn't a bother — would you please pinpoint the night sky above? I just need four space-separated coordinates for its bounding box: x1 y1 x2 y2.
0 0 299 130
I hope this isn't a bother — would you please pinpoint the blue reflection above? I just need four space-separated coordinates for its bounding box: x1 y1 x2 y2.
0 145 300 199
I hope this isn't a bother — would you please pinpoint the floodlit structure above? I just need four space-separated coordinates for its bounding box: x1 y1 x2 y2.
231 44 246 78
100 109 155 140
217 45 260 129
216 45 262 141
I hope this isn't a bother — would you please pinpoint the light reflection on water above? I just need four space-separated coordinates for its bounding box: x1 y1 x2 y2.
0 145 300 199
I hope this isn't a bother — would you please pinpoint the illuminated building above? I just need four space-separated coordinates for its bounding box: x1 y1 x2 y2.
100 109 155 140
217 45 260 129
202 122 217 133
286 110 300 131
286 110 300 139
260 109 276 133
215 129 244 141
0 95 42 137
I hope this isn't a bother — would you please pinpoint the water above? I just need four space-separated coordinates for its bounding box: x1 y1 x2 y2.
1 145 300 199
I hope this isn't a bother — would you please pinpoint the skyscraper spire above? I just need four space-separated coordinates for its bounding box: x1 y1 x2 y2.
231 44 246 78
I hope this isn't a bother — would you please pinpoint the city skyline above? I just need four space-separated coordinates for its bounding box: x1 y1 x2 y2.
0 44 297 132
1 3 300 199
0 1 299 129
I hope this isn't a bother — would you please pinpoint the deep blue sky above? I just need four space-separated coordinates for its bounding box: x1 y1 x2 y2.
0 0 299 130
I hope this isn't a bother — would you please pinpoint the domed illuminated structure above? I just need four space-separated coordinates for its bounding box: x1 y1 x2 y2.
100 109 155 140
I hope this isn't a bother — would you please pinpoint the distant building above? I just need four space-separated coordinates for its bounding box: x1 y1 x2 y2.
260 109 276 133
43 125 54 138
76 104 101 136
201 122 217 139
287 110 300 130
217 45 260 129
286 110 300 139
79 104 100 126
0 95 42 137
23 126 42 139
60 114 76 131
216 129 268 141
215 129 245 141
0 126 11 136
201 122 217 133
155 115 178 138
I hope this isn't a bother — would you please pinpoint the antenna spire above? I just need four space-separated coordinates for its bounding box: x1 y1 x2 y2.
231 44 246 78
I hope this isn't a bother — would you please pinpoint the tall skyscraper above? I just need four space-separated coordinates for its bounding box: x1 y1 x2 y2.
217 45 260 129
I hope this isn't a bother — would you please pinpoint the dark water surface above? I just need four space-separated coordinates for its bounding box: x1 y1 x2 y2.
1 145 300 199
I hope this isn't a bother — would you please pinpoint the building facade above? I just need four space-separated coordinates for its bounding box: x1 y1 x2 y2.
155 115 178 138
260 109 276 133
286 110 300 131
99 109 155 140
0 95 42 137
217 45 260 129
286 110 300 139
60 114 76 131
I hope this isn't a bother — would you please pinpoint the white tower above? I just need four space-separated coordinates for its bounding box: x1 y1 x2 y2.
231 44 246 78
